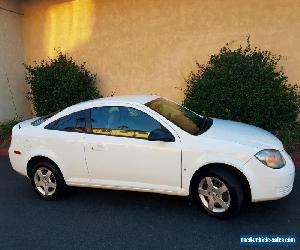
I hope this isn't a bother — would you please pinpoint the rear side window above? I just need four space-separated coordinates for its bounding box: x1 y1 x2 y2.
45 110 86 133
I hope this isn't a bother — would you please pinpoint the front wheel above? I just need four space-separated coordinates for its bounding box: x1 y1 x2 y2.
192 168 244 218
29 162 66 200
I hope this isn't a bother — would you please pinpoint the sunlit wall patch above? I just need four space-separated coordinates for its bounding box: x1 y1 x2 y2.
44 0 95 57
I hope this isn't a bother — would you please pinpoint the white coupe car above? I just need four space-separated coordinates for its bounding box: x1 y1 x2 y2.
9 95 295 217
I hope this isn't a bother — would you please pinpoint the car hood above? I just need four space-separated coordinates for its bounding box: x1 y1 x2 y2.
201 118 283 150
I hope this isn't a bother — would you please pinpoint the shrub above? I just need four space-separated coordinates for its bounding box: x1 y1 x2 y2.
183 37 300 130
25 52 100 116
275 123 300 153
0 118 20 146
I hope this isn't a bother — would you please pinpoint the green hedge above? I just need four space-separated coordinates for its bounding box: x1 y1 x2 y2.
183 38 300 131
25 52 100 116
0 118 20 146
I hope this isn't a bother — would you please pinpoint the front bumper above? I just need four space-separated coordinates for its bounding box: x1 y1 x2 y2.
244 150 295 202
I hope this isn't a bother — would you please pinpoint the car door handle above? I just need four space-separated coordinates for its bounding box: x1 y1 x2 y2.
91 144 106 151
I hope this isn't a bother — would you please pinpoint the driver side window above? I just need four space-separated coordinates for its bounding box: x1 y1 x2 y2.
90 106 163 139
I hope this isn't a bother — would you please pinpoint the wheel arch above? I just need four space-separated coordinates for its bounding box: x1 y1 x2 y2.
27 155 65 181
189 163 252 203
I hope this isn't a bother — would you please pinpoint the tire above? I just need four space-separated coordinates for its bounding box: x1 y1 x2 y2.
29 161 66 200
192 167 244 218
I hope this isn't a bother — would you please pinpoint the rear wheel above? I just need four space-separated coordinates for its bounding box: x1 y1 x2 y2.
29 162 66 200
192 168 244 218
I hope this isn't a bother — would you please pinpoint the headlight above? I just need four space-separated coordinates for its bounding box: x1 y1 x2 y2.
255 149 286 169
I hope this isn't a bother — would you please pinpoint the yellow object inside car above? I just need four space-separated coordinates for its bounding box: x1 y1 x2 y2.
92 128 149 139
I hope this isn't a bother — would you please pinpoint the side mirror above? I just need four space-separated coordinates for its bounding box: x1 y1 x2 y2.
148 129 175 142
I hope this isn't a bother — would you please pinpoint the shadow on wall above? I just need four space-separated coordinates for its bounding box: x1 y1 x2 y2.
44 0 95 57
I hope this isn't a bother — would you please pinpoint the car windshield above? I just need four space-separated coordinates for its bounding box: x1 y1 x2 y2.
146 98 208 135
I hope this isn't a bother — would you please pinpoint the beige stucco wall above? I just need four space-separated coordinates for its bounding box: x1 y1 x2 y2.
0 0 30 122
18 0 300 104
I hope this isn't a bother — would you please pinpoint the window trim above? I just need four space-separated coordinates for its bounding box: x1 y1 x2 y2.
44 105 176 141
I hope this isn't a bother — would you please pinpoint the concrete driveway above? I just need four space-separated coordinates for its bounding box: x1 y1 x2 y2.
0 156 299 249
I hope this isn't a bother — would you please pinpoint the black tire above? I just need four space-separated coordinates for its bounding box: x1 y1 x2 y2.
28 161 66 200
191 167 244 218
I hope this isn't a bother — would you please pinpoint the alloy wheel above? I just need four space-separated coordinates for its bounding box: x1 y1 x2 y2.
33 167 57 197
198 176 231 213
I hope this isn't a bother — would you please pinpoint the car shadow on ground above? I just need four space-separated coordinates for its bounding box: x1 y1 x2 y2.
0 156 299 249
66 179 299 224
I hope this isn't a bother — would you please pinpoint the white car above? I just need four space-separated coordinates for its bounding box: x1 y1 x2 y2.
9 95 295 217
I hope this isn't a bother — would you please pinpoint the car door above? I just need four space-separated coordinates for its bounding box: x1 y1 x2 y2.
84 105 182 193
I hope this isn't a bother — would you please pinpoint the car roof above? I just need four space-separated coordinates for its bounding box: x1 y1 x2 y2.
71 95 160 110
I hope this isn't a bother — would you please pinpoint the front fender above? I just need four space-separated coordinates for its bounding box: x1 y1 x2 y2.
182 150 254 194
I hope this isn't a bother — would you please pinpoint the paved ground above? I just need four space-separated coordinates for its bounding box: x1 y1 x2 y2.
0 156 299 250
